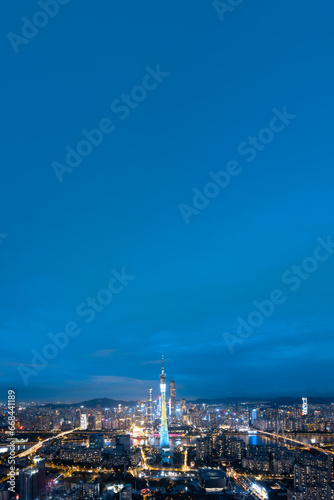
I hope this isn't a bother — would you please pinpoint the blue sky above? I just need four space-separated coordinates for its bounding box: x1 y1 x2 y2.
1 0 334 402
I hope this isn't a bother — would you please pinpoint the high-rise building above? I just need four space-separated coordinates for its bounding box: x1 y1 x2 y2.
89 433 104 449
19 468 39 500
0 486 9 500
147 388 153 424
302 397 308 416
210 412 217 429
170 380 176 421
119 484 132 500
181 398 187 416
33 457 46 497
134 401 142 424
196 437 212 460
159 355 169 447
87 414 95 429
95 412 102 430
116 434 131 454
81 482 100 499
80 413 88 430
251 409 258 424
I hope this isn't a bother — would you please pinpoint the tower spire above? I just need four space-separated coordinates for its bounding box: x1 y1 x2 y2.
159 354 169 447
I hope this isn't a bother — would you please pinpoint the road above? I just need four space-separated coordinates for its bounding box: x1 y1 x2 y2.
17 427 80 458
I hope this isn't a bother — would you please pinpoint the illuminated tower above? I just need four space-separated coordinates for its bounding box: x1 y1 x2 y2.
159 355 169 447
302 397 308 416
147 388 153 424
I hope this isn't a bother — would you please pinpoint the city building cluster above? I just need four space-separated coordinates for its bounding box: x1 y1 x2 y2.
1 363 334 499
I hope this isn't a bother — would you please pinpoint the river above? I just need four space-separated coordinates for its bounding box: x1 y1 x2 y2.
131 432 334 448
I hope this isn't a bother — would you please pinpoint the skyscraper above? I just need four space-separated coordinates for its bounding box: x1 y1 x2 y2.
95 412 102 430
89 433 105 450
251 408 258 424
119 484 132 500
210 412 217 429
170 380 176 421
147 388 153 424
302 397 308 416
19 468 39 500
116 434 131 454
33 457 46 497
80 413 88 430
159 355 169 447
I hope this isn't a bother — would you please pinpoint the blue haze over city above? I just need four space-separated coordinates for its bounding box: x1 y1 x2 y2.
1 0 334 402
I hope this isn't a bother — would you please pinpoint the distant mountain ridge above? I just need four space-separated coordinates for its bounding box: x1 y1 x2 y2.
42 398 137 408
39 396 334 408
192 396 334 405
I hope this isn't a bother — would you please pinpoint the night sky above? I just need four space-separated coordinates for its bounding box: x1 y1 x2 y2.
1 1 334 402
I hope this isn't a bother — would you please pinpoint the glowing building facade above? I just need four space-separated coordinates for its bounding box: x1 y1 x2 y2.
147 387 153 424
159 356 169 447
80 413 88 430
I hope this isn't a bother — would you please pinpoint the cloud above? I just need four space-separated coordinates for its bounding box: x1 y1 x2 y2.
90 375 152 386
58 375 158 400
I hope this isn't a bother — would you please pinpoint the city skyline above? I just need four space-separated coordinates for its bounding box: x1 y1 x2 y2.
2 357 334 405
2 350 333 404
3 388 333 499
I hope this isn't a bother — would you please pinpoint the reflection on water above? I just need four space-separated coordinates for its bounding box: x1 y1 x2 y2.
133 433 334 449
132 437 197 448
233 433 334 446
242 435 272 446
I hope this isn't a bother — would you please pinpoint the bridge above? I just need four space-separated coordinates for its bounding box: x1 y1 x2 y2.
257 430 334 456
